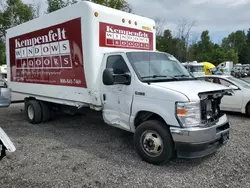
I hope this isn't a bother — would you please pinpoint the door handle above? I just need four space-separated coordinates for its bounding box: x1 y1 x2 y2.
103 94 106 101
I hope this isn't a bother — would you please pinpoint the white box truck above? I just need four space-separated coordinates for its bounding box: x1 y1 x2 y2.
6 1 231 165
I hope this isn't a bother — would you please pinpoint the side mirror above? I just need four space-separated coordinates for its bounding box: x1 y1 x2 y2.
103 68 114 85
102 68 132 85
229 85 239 90
116 72 131 85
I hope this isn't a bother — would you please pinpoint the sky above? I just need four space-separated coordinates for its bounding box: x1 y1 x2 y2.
23 0 250 43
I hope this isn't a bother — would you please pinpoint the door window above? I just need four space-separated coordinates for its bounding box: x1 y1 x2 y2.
219 79 232 87
106 55 129 73
106 55 130 83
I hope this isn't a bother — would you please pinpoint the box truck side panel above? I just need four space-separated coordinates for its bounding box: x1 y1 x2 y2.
6 3 93 107
6 1 156 107
9 18 87 88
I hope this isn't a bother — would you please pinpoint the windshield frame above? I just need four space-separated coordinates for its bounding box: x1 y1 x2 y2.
125 51 195 83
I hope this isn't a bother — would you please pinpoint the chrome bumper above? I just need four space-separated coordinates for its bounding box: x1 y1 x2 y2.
170 114 230 158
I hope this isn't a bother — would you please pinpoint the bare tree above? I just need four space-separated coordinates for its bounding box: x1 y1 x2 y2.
154 17 166 36
32 0 42 18
176 18 196 46
0 0 5 11
175 18 197 61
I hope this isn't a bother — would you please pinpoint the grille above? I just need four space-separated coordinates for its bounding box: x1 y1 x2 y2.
200 97 222 124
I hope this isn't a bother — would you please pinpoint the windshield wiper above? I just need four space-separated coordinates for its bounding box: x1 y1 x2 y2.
174 74 197 79
174 74 190 77
141 75 179 80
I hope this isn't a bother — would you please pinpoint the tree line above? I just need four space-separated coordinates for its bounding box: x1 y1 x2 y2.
156 18 250 65
0 0 249 66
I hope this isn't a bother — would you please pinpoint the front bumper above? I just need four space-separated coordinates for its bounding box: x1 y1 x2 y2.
170 114 230 159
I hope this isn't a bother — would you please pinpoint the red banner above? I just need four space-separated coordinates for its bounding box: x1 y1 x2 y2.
9 17 87 88
99 22 154 50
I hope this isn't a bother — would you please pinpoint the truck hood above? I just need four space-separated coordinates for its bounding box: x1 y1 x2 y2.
151 80 231 101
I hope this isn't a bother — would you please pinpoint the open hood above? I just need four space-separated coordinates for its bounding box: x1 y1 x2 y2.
151 80 232 101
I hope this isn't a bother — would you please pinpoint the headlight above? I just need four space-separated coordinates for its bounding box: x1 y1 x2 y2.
175 101 201 127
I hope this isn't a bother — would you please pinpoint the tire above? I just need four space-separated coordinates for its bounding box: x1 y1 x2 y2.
246 102 250 117
25 100 42 124
134 120 174 165
39 101 52 122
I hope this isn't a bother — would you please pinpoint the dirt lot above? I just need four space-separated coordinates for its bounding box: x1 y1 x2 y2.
1 83 250 187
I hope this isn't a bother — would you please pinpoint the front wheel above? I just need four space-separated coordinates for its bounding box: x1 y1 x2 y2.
134 120 174 165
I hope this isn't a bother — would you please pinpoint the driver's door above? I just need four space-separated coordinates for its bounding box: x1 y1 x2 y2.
101 54 134 131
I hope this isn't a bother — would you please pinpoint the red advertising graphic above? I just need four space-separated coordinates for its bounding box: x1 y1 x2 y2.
9 17 87 88
99 22 154 50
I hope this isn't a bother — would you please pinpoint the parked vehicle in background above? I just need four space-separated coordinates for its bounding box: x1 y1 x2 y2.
0 79 16 160
6 1 231 165
243 64 250 76
217 61 233 75
0 69 26 103
202 62 216 75
0 65 7 82
201 62 222 75
197 74 250 116
231 64 244 78
182 61 205 76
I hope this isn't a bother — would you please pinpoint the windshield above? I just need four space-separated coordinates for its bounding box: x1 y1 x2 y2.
227 76 250 89
126 52 193 81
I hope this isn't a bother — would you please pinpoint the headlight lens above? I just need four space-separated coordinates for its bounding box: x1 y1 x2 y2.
176 101 201 127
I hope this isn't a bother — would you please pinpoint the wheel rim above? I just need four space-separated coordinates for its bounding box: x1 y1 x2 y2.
27 105 34 120
140 130 163 157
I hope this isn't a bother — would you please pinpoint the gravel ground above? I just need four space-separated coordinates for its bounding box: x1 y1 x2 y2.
1 78 250 188
0 104 250 188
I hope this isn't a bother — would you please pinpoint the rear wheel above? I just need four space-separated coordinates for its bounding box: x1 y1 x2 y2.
40 101 52 122
134 120 174 165
25 100 42 124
